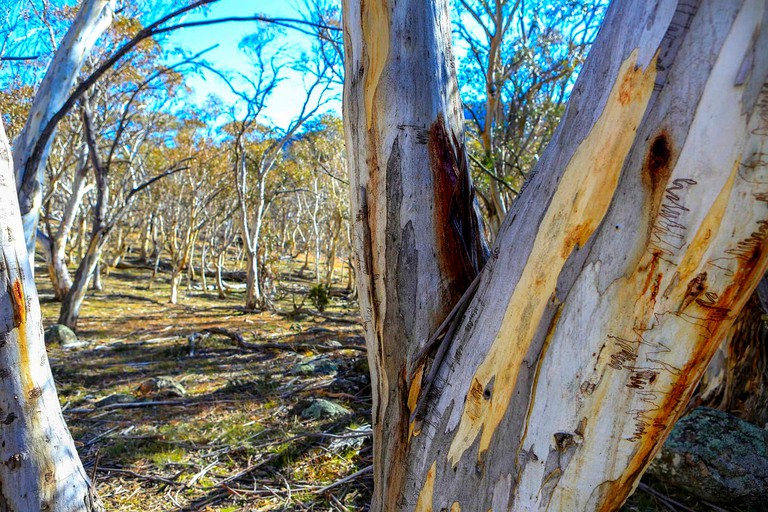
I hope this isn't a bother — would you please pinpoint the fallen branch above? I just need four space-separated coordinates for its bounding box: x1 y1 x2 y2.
189 327 366 354
258 341 366 353
313 465 373 494
67 398 249 414
99 466 181 486
209 453 278 488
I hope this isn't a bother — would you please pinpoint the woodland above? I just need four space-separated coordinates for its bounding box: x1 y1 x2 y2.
0 0 767 511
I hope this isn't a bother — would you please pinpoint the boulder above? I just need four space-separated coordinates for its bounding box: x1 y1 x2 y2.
136 377 186 397
647 407 768 507
292 357 339 376
44 324 79 347
300 399 351 420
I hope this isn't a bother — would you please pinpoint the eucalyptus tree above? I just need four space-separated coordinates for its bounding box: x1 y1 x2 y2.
0 117 102 511
290 115 348 286
12 0 115 268
220 31 334 311
156 117 227 304
57 64 190 327
344 0 768 511
36 110 92 300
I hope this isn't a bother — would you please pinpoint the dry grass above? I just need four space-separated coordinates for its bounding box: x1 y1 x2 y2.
40 259 372 511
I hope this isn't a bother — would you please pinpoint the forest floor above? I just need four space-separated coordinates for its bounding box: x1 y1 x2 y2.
36 260 731 511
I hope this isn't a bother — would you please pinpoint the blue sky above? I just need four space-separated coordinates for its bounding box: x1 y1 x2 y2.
163 0 342 129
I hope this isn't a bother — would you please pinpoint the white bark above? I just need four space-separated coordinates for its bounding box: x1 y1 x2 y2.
344 0 768 510
14 0 115 265
1 120 101 511
50 145 92 300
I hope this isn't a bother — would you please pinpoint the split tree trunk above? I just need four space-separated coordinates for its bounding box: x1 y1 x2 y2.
14 0 115 266
1 120 101 510
343 0 768 510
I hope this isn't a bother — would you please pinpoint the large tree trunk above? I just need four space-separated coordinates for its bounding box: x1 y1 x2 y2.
343 0 768 510
1 120 102 510
14 0 115 267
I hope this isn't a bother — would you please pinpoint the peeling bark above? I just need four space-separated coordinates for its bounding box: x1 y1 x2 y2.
343 0 768 510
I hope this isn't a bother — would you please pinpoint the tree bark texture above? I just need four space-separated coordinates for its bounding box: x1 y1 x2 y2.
14 0 115 265
343 0 768 510
695 286 768 426
1 121 101 511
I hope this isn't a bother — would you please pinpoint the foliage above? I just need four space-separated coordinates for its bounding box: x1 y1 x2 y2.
454 0 608 232
308 283 330 311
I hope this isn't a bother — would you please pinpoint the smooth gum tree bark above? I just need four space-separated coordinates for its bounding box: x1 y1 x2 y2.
1 120 102 510
343 0 768 509
14 0 115 268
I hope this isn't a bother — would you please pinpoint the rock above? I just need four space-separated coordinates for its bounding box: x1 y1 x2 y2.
95 394 135 408
292 357 339 376
293 362 316 375
329 424 371 453
136 377 186 397
647 407 768 507
313 358 339 375
44 324 79 347
300 399 351 420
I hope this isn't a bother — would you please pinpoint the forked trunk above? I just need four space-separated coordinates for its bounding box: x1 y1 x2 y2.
1 119 102 511
343 0 768 510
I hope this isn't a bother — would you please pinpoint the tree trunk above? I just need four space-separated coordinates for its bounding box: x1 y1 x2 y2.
139 212 153 262
169 271 180 304
324 212 342 288
14 0 115 267
200 241 209 293
187 235 197 282
1 119 102 511
77 214 87 261
216 252 227 299
312 177 322 284
59 234 103 329
245 247 260 310
90 260 102 291
343 0 768 510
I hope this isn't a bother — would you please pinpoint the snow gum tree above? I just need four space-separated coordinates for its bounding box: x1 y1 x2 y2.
0 118 102 511
343 0 768 510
